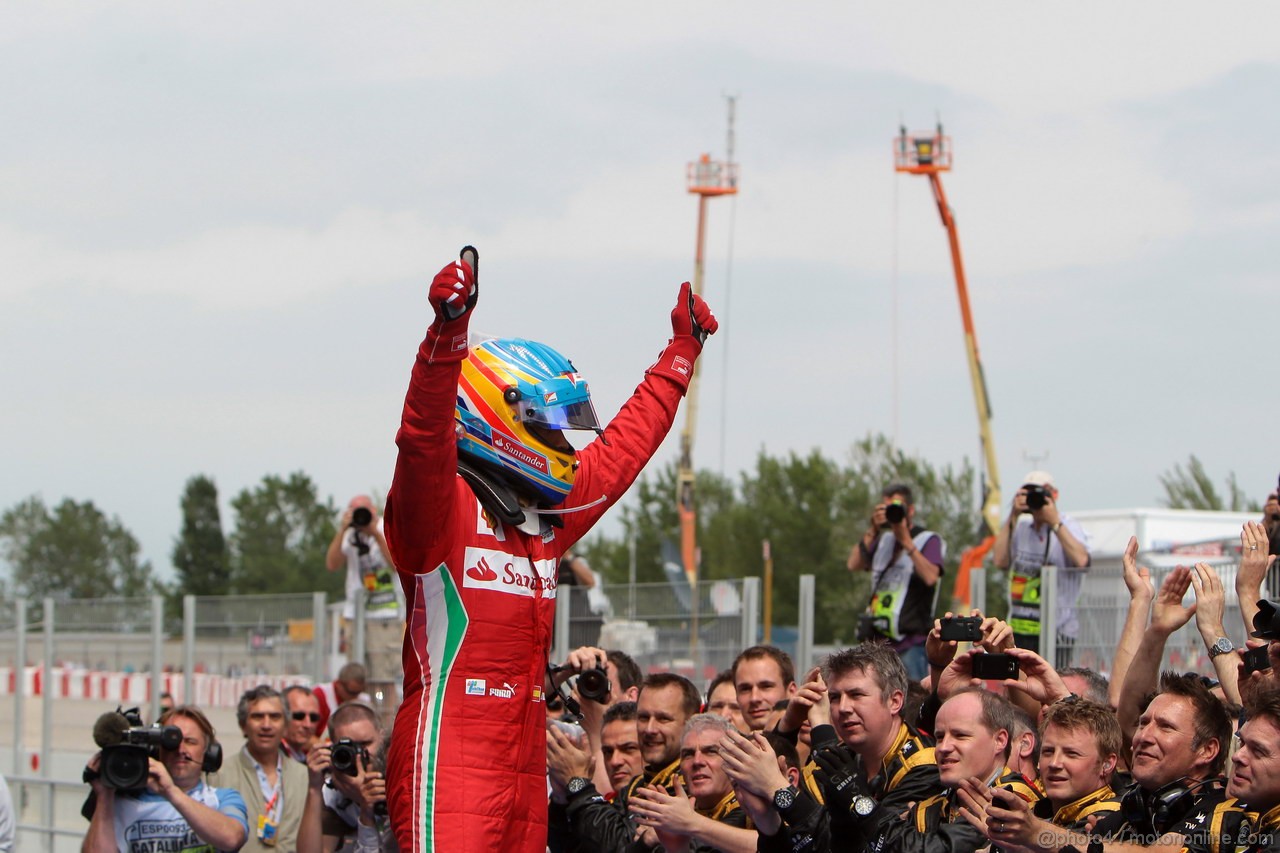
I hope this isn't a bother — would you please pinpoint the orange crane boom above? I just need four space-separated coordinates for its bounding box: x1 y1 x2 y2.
894 123 1002 538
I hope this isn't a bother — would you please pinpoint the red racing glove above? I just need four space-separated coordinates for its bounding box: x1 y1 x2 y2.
646 281 718 392
425 246 478 361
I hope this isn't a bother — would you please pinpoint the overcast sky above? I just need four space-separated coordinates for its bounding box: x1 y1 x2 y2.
4 3 1280 582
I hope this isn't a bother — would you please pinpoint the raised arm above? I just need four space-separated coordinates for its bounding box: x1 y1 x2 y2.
1109 536 1154 710
558 281 717 548
384 251 478 574
992 497 1023 571
151 761 247 852
1238 521 1274 636
1117 567 1196 756
1191 562 1242 706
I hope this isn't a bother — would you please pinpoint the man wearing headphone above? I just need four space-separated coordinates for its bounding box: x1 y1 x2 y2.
976 674 1244 853
82 705 248 853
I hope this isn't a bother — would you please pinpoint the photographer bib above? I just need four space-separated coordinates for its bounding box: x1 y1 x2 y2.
1008 520 1057 650
342 523 401 620
360 560 398 614
867 529 942 642
1009 562 1045 642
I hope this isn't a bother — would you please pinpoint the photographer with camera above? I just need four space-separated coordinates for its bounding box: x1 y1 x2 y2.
326 494 403 719
547 646 625 796
847 483 945 681
83 705 248 853
305 701 395 852
993 470 1091 666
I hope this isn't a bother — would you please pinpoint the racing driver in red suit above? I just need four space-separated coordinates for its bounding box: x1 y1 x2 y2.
383 246 718 853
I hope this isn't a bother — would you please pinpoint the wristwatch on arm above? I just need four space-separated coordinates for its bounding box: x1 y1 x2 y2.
1208 637 1235 659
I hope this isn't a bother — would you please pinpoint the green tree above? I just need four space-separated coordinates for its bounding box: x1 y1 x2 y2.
228 472 340 596
579 434 983 644
0 495 156 601
172 475 230 597
1159 454 1259 512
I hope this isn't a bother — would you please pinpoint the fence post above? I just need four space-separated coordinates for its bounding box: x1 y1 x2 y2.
42 597 54 853
353 591 367 672
13 597 25 779
151 595 164 721
553 592 571 666
312 593 327 683
796 575 815 673
740 578 760 651
969 567 987 616
183 596 196 705
1041 564 1058 669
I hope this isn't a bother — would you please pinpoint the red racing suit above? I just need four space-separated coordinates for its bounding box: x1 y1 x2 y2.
383 309 701 853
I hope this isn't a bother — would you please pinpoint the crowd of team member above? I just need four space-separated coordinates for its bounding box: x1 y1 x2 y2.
542 517 1280 853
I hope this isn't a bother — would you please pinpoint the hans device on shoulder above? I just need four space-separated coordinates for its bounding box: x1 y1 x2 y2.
88 707 222 794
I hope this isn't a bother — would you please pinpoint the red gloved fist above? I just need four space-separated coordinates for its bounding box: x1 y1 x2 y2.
670 281 718 347
429 256 477 323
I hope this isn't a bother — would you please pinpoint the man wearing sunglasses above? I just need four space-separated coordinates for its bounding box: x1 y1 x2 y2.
284 685 323 763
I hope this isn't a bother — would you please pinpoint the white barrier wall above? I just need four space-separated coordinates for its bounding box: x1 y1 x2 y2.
0 665 310 709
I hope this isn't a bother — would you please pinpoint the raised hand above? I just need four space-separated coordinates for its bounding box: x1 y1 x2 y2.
718 730 789 799
1190 562 1227 639
1240 522 1275 595
1121 536 1154 602
670 281 718 347
779 666 827 733
428 247 478 324
1150 566 1197 636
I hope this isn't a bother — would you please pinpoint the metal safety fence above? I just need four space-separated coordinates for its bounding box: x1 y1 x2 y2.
970 550 1276 679
552 577 766 687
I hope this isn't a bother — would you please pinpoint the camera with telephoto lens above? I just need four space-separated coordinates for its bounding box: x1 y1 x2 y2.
1252 601 1280 641
575 665 611 704
884 500 907 526
350 506 373 528
97 708 184 793
1023 484 1049 512
330 738 372 777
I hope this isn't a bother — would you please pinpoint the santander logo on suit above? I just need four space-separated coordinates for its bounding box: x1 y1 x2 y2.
463 547 558 599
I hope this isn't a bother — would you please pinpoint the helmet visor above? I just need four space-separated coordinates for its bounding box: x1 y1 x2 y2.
519 397 602 432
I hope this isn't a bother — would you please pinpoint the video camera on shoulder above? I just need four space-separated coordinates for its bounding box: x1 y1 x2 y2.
91 707 182 794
